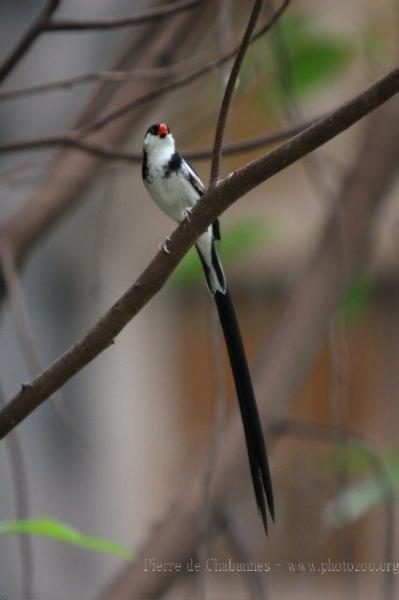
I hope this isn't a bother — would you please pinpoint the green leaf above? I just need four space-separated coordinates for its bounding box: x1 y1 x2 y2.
290 40 350 92
325 478 388 528
0 518 132 559
171 218 270 289
279 17 353 96
327 443 376 476
325 447 399 528
337 275 373 323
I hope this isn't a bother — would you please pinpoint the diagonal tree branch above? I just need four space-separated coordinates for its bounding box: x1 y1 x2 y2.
0 68 397 441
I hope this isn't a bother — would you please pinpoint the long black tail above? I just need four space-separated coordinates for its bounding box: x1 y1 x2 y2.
213 289 274 533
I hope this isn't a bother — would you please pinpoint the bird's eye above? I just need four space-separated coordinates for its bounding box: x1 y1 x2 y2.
146 124 160 136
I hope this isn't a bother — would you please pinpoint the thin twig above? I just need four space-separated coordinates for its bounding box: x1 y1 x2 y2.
0 61 204 102
45 0 202 31
0 117 316 162
0 379 33 600
0 247 83 442
0 70 169 102
0 24 232 103
0 68 396 441
0 249 42 375
210 0 266 185
0 29 240 103
0 0 61 85
79 0 292 136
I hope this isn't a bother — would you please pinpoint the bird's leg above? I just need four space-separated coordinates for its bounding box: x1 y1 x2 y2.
159 236 172 254
181 207 193 222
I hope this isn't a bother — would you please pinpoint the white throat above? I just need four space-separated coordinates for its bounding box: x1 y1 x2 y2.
144 133 175 164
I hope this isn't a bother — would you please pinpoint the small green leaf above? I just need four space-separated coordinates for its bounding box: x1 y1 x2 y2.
327 443 376 476
325 478 387 528
171 219 270 289
325 447 399 528
0 518 132 559
279 16 353 94
283 42 351 95
220 218 269 262
337 275 373 323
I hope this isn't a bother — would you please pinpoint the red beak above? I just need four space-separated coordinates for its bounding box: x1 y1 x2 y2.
158 123 168 137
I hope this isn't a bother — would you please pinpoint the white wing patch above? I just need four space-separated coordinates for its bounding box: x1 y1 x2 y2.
182 160 205 196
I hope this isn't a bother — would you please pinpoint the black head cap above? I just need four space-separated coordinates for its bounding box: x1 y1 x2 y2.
145 123 170 138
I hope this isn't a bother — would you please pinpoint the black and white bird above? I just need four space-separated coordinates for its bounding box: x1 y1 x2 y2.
142 123 274 533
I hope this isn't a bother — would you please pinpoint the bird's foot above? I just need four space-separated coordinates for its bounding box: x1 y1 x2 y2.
181 207 193 222
159 236 172 254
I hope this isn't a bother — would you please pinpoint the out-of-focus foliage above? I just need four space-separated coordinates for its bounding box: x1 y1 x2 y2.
242 14 354 114
171 218 271 288
328 443 378 477
361 30 391 68
325 445 399 528
274 15 354 98
0 518 132 558
337 275 373 324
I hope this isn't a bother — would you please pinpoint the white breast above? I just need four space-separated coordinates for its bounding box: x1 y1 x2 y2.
145 160 200 224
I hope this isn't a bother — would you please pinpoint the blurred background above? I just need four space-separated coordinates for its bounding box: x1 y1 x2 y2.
0 0 398 598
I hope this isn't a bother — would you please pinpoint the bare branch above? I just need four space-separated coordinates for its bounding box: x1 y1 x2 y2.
209 0 267 185
0 0 290 166
0 380 33 600
0 248 81 438
0 249 42 375
0 7 202 271
0 118 315 163
0 33 236 102
45 0 202 31
0 0 61 85
0 70 165 102
189 118 315 158
80 0 292 136
0 68 396 441
0 61 202 102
